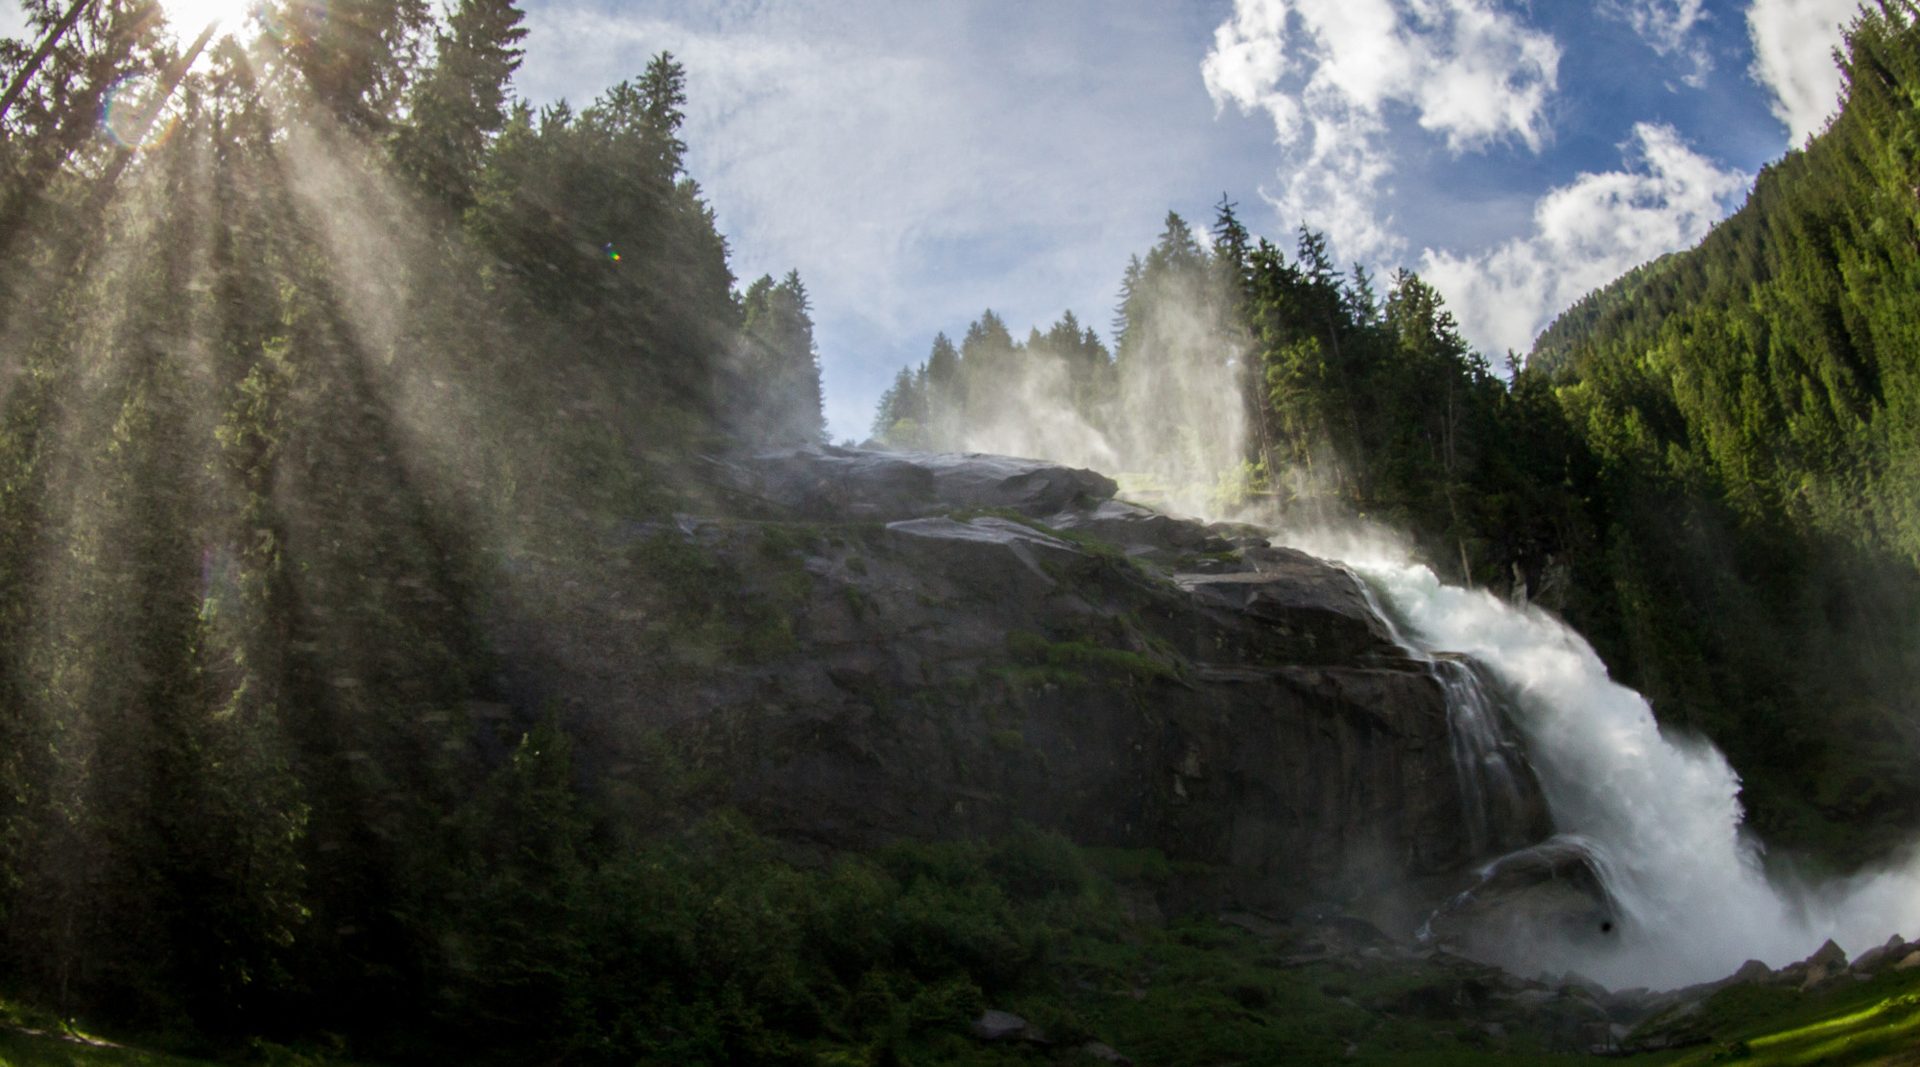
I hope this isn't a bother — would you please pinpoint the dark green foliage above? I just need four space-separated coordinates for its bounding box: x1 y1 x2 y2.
1236 228 1591 590
0 13 829 1059
467 57 739 421
389 0 527 212
274 0 433 131
417 805 1096 1064
1518 1 1920 858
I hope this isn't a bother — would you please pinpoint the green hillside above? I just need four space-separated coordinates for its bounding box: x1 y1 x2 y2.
1522 0 1920 861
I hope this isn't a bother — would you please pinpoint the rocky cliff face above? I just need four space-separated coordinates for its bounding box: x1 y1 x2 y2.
501 446 1550 921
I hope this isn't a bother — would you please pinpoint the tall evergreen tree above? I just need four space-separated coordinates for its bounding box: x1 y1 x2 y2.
738 271 827 447
391 0 527 211
277 0 432 130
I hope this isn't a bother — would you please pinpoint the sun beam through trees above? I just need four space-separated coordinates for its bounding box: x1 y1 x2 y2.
0 0 827 1039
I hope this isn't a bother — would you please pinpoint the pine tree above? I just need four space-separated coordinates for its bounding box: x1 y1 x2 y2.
277 0 432 130
391 0 528 211
639 51 688 176
739 271 827 447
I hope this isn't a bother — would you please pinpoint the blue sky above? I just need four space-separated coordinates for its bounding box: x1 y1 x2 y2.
510 0 1856 442
4 1 1864 440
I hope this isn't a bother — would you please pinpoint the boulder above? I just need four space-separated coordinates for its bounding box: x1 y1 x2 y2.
971 1010 1037 1042
1720 958 1775 989
1797 938 1849 989
1850 933 1907 974
1420 836 1622 977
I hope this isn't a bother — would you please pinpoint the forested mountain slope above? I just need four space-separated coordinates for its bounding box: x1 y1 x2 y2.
1524 0 1920 860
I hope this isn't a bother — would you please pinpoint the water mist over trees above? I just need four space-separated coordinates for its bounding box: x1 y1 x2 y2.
0 0 831 1045
873 203 1575 591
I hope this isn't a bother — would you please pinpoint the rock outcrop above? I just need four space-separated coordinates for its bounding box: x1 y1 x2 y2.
1420 835 1623 973
502 446 1550 919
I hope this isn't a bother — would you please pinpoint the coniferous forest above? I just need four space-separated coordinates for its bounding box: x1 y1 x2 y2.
2 0 1920 1064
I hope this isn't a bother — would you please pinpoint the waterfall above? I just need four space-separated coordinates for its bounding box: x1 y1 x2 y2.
1341 559 1542 856
1431 655 1536 857
1293 529 1920 990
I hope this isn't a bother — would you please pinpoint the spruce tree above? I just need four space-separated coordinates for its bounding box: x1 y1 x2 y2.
739 271 827 447
392 0 528 211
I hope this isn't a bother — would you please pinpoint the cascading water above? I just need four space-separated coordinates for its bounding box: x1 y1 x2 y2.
1430 655 1537 858
1342 564 1543 857
1297 531 1920 989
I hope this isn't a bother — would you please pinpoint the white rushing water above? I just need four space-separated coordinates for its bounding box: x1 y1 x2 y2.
1286 526 1920 990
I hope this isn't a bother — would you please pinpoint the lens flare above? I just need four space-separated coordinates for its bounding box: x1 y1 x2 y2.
100 74 181 150
257 0 329 45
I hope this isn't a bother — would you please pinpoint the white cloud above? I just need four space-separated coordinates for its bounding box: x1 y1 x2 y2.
1746 0 1859 143
1420 122 1749 358
1609 0 1708 52
1604 0 1713 86
1202 0 1560 261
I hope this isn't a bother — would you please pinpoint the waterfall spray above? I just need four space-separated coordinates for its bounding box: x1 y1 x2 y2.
1303 534 1920 989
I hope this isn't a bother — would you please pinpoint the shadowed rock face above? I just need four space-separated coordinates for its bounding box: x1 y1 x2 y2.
506 447 1551 920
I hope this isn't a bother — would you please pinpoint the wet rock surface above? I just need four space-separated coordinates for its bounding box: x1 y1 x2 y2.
503 446 1540 917
711 444 1121 522
484 446 1920 1058
1420 835 1622 970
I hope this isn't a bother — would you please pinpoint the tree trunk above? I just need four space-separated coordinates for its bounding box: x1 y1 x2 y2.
0 0 96 125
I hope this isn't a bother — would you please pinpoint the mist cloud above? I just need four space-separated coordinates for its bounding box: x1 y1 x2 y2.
517 1 1245 442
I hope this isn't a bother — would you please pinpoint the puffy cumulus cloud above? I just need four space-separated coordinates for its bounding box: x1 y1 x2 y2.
1420 123 1749 359
1203 0 1560 261
1746 0 1859 143
1604 0 1713 85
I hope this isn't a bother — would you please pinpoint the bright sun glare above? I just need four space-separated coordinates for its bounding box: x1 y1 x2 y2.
158 0 258 42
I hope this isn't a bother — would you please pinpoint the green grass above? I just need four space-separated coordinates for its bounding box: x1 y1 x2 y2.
7 828 1918 1067
1000 630 1180 690
0 1029 206 1066
0 998 356 1067
1641 967 1920 1066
